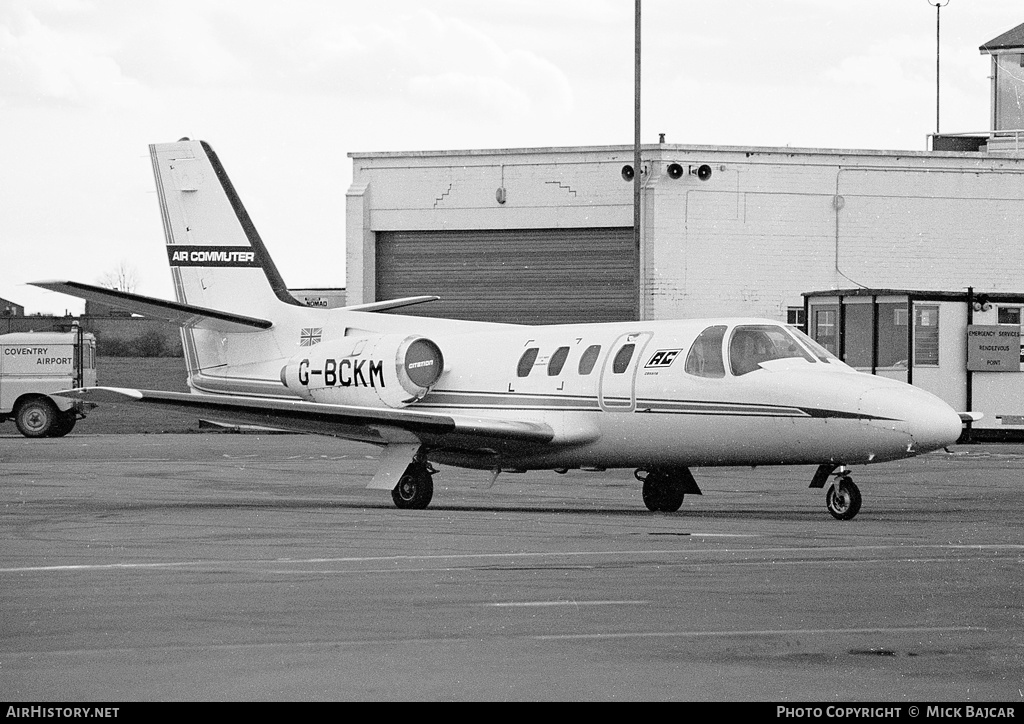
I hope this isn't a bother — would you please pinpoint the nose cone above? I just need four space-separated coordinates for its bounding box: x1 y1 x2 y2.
859 385 963 454
907 392 964 452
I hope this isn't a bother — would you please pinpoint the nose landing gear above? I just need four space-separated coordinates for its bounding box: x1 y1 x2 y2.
812 464 862 520
825 475 862 520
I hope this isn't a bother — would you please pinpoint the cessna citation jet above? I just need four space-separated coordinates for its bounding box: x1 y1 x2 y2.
33 139 966 520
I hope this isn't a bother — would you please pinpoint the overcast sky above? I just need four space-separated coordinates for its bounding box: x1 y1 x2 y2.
2 0 1021 315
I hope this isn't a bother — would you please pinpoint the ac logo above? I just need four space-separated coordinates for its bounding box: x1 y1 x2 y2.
645 349 681 368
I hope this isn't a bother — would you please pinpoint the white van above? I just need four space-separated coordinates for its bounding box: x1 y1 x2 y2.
0 328 97 437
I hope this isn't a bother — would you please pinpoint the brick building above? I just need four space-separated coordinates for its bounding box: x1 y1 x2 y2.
343 21 1024 435
347 143 1024 327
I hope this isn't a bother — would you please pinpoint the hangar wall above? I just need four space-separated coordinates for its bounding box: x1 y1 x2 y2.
346 143 1024 324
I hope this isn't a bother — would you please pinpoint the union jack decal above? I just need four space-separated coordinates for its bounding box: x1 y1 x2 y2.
300 328 322 346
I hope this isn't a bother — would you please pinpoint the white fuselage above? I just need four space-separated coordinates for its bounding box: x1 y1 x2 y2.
276 314 963 472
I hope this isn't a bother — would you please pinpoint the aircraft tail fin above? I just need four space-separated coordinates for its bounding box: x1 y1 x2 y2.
39 140 445 398
147 139 321 391
150 139 305 318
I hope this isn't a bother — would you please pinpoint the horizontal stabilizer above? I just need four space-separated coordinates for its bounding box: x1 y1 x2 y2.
341 296 440 313
30 280 272 332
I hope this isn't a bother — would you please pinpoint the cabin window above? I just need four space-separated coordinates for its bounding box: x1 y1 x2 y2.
578 345 601 375
684 325 726 378
548 346 570 376
612 344 635 373
517 348 539 377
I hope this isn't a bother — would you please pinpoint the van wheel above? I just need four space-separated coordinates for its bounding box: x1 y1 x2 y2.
15 398 59 438
47 411 77 438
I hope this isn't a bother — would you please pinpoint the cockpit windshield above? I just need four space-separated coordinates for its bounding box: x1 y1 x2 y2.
789 326 841 364
728 325 815 376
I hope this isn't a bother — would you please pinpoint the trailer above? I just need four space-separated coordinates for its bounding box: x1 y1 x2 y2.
0 327 97 437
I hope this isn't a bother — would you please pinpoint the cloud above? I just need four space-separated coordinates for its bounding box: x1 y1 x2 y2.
114 11 250 90
0 1 139 107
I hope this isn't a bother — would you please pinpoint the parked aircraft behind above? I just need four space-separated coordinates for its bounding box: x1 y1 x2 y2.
34 139 966 520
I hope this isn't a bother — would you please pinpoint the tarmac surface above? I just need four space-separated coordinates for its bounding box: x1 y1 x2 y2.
1 433 1021 702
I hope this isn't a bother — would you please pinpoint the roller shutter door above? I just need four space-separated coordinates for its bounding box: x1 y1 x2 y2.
376 228 636 324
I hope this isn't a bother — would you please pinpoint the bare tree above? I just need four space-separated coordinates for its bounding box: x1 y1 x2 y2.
97 260 140 293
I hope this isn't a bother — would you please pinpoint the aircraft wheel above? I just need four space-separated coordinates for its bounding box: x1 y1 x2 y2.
47 411 77 438
826 477 862 520
15 398 58 438
642 475 685 512
392 466 434 510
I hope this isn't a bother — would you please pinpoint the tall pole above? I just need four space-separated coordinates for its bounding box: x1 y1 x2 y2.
928 0 949 134
633 0 641 320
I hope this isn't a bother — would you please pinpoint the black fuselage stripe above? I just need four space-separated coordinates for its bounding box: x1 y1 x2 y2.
416 393 894 421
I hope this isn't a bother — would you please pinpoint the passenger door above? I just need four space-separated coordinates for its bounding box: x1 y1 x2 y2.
599 332 653 412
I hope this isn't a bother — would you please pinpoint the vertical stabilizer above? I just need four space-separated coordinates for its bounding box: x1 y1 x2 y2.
150 140 303 317
150 139 308 394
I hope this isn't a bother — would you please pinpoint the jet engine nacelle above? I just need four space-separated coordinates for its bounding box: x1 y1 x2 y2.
281 334 444 408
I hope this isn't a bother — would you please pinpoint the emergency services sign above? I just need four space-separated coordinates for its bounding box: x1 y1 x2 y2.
967 325 1021 371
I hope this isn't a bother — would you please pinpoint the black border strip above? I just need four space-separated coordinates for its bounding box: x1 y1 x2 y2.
200 141 304 307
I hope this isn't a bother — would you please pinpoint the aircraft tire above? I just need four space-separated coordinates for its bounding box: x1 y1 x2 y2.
642 475 685 512
825 478 862 520
392 468 434 510
15 398 58 438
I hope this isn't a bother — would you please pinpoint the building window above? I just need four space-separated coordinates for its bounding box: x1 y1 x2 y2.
842 304 873 368
877 303 909 368
998 307 1020 325
997 307 1023 363
914 305 940 366
812 308 838 355
787 307 806 331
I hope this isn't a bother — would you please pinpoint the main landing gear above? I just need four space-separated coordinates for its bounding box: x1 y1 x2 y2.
811 464 862 520
635 467 703 512
391 459 436 510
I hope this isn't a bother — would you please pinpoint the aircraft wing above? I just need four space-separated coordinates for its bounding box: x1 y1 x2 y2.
30 280 272 332
57 387 581 452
